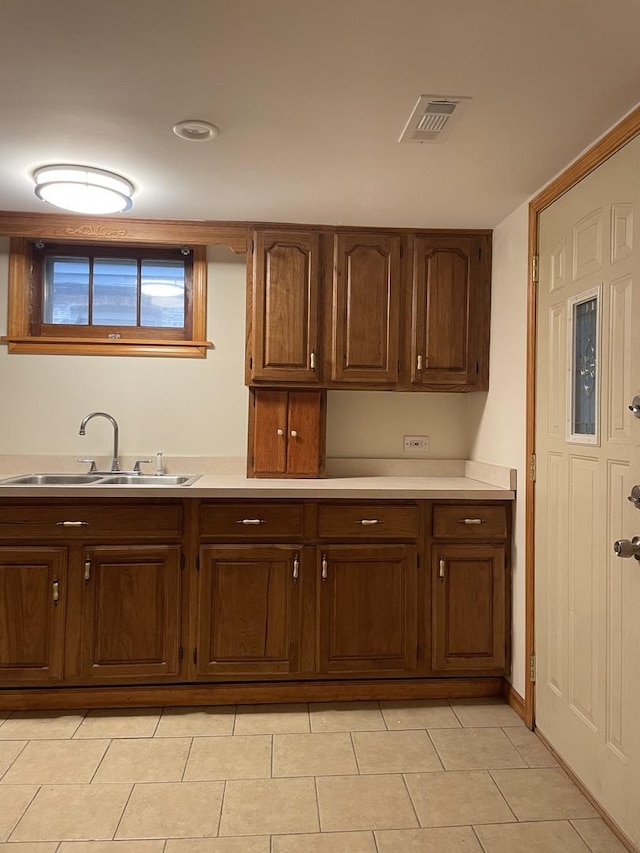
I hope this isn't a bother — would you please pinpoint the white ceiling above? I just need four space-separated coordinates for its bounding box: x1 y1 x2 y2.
1 0 640 229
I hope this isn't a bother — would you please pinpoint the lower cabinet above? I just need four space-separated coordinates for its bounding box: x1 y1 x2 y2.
0 546 67 684
81 545 182 682
317 545 418 676
195 545 305 678
431 544 507 673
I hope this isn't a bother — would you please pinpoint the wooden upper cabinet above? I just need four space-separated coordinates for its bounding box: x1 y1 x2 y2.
0 546 67 684
249 229 320 383
249 388 325 478
80 545 182 682
330 233 402 385
410 234 491 390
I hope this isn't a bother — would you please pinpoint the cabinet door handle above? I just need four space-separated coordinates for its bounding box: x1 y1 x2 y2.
321 554 328 580
290 430 298 437
417 354 423 372
357 518 382 526
458 518 485 525
236 518 266 525
293 553 299 581
84 558 91 581
52 577 60 603
310 350 317 371
439 557 446 580
277 428 284 436
56 520 89 527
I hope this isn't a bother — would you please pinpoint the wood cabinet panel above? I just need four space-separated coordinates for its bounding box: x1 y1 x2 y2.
81 545 181 681
250 230 320 382
0 503 182 539
432 504 508 538
200 503 305 539
195 545 304 677
410 234 490 390
317 545 418 676
432 544 507 672
0 547 67 684
318 504 419 539
331 233 401 385
249 388 325 478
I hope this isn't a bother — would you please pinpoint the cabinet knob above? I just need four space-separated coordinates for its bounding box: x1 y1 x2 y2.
293 553 299 580
277 429 284 436
439 557 446 580
417 354 423 372
321 554 328 580
84 558 91 581
290 430 298 437
52 578 60 603
310 351 317 371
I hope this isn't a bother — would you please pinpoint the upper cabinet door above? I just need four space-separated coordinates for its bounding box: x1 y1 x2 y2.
331 233 402 385
410 235 491 390
250 229 320 383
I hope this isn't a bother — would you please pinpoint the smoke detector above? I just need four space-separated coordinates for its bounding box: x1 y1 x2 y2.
399 95 472 143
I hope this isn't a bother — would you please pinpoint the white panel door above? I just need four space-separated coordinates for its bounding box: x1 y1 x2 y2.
536 134 640 848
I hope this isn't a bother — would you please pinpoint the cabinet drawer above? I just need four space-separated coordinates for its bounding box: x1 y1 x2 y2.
432 504 508 539
200 503 305 538
0 504 182 539
318 504 419 539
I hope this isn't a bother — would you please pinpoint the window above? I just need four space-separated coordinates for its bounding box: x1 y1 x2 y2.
567 285 600 444
4 238 210 357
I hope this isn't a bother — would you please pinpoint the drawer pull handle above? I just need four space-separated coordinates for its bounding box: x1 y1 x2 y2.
417 354 423 372
439 557 446 580
84 558 91 582
53 577 60 603
310 351 317 371
56 521 89 527
321 554 328 581
458 518 485 525
357 519 382 525
236 519 266 525
293 553 299 581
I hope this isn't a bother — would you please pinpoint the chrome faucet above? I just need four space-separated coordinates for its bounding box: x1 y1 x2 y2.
78 412 120 472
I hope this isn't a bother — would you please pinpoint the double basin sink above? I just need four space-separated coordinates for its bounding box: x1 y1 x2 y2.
0 473 201 487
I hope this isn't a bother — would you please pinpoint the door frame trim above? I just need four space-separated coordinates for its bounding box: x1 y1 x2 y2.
525 104 640 728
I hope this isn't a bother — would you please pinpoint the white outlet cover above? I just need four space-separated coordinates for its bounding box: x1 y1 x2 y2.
403 435 430 453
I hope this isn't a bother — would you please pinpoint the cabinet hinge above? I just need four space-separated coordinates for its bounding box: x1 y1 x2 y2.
193 648 198 665
178 645 183 661
532 253 539 284
530 653 536 683
529 453 536 482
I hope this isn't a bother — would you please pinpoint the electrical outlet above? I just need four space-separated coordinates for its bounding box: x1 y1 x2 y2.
403 435 430 453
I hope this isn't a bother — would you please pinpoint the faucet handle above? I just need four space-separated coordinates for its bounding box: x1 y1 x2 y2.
133 459 153 474
77 458 98 474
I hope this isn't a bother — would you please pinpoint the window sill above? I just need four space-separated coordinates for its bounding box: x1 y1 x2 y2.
1 336 213 358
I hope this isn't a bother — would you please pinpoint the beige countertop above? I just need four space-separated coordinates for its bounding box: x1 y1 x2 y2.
0 457 516 500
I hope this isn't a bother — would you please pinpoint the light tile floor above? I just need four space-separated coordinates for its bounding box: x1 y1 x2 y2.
0 698 629 852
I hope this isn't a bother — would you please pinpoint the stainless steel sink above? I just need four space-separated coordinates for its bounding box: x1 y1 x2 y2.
97 475 200 486
0 473 201 486
0 474 105 485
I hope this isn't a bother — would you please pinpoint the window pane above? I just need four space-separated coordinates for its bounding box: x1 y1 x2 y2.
140 260 185 328
573 296 597 435
93 258 138 326
44 257 90 324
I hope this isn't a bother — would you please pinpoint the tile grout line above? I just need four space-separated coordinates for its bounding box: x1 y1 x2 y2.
151 707 163 738
5 782 41 843
313 774 322 834
401 772 422 828
270 733 274 779
372 828 382 852
110 781 136 841
180 736 195 782
349 730 362 775
88 737 113 783
486 768 520 823
217 779 227 837
472 823 490 851
0 737 29 781
425 727 446 772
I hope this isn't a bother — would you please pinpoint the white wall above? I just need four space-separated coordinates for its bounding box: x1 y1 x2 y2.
467 202 529 695
0 239 470 461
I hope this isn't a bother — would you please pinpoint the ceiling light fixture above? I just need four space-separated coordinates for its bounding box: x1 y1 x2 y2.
33 165 134 214
172 119 219 142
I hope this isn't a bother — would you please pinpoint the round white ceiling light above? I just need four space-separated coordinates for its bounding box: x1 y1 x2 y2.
33 165 134 214
172 120 219 142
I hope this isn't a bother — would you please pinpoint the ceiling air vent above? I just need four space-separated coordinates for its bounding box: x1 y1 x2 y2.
399 95 471 143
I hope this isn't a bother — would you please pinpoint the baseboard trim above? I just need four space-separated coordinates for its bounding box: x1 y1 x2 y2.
0 676 504 711
501 678 526 724
535 729 639 853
